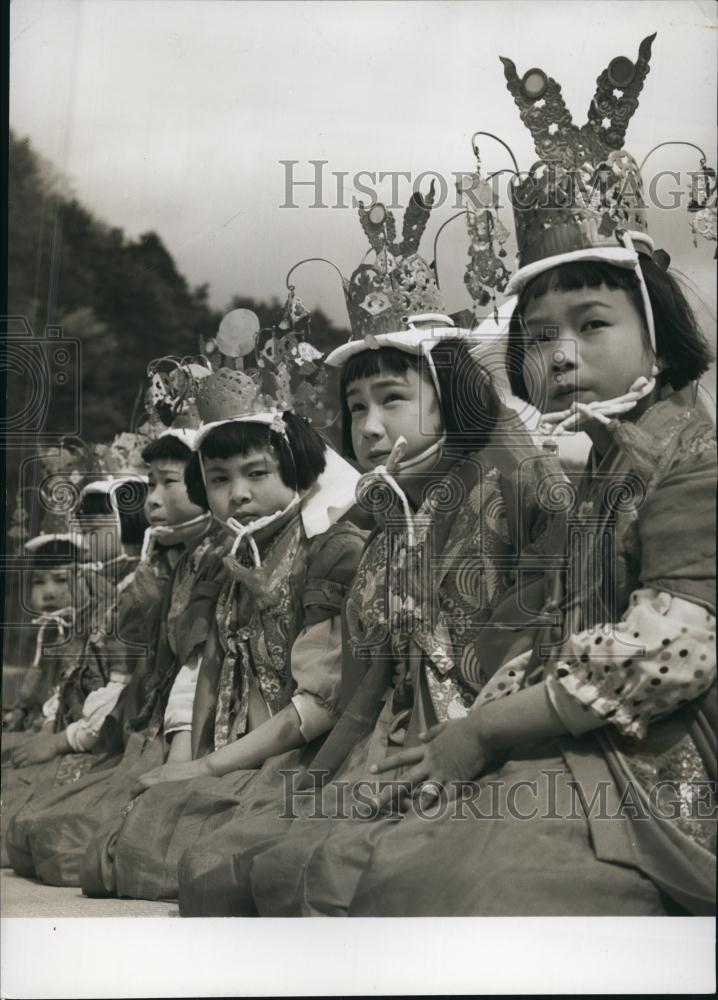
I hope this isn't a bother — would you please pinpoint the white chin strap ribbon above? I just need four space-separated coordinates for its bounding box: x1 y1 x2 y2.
140 512 213 563
617 229 657 355
366 435 446 548
225 493 301 567
30 608 75 667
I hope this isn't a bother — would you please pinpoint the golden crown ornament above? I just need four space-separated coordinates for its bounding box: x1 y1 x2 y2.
467 33 716 304
195 305 327 439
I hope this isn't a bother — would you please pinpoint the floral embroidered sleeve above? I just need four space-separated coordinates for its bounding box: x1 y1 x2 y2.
290 523 367 743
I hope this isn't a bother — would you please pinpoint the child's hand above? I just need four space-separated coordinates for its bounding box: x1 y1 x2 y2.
540 375 655 436
368 714 495 813
2 708 25 732
13 732 67 768
130 757 211 798
356 436 408 521
383 436 408 475
221 557 277 606
128 560 164 608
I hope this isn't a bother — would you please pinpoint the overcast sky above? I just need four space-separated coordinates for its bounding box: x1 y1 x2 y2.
10 0 717 337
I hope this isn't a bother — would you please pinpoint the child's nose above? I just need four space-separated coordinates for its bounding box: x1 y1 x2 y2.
230 479 252 504
362 406 385 439
550 341 577 370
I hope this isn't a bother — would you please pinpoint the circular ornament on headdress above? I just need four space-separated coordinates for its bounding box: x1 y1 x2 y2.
367 203 387 226
521 68 548 100
216 309 260 358
607 56 635 88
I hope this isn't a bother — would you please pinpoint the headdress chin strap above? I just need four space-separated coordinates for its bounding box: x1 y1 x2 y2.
30 608 75 667
362 433 447 548
140 511 213 563
224 493 302 567
617 229 657 355
394 435 446 472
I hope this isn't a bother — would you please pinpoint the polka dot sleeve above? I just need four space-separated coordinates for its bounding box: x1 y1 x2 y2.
544 588 716 739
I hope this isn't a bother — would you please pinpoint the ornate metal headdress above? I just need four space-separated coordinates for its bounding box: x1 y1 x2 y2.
194 305 326 442
462 35 716 339
345 185 445 340
284 184 482 373
464 33 716 307
501 34 656 270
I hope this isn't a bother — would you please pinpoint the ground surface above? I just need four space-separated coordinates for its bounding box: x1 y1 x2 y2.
0 868 177 917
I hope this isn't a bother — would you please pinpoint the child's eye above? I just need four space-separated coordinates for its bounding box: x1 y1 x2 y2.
525 331 555 345
382 393 405 405
349 402 366 414
209 475 228 486
581 319 608 332
248 470 269 480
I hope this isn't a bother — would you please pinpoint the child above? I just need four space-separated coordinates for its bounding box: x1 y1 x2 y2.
176 203 555 915
5 534 103 740
338 39 717 916
5 424 219 885
7 477 151 764
80 342 367 900
1 532 112 866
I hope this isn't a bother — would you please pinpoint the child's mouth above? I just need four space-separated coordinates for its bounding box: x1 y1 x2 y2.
554 384 585 399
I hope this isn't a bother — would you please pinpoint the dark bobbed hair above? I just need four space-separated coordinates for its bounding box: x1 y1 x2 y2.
76 483 149 546
184 412 327 511
506 257 714 402
339 339 500 460
29 539 80 570
141 434 192 465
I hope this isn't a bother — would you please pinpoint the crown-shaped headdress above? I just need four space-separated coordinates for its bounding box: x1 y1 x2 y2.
285 184 481 373
144 354 214 448
472 35 715 291
462 33 717 356
344 184 445 339
500 34 657 276
194 306 326 446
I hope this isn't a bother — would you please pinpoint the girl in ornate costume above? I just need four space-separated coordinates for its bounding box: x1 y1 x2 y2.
324 37 716 916
78 313 366 901
0 477 149 867
176 199 555 916
2 534 108 742
5 383 222 885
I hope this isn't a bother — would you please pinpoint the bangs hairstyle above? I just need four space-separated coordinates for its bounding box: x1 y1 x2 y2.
340 339 500 459
506 258 714 401
184 412 327 511
141 434 192 465
76 483 149 546
29 539 80 570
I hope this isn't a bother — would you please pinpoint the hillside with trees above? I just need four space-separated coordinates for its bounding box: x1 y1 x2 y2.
5 133 349 663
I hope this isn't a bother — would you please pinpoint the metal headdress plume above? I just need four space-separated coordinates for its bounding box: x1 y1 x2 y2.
285 182 480 374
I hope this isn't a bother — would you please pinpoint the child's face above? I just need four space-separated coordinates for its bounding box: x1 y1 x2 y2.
77 520 121 565
146 459 203 527
29 567 83 614
346 366 444 472
202 448 296 524
521 284 654 413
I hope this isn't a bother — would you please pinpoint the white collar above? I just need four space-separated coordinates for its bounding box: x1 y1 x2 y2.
299 446 361 538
